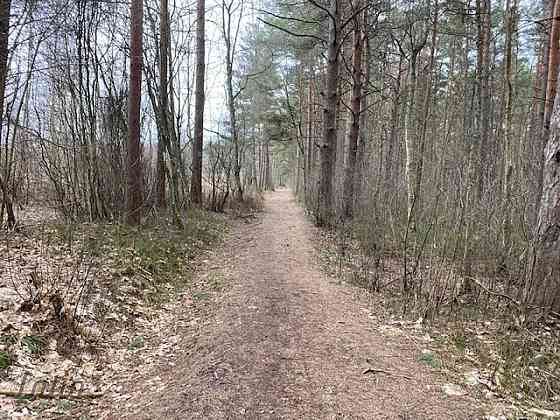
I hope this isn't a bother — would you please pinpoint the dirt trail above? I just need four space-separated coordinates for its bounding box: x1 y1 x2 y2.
94 189 482 419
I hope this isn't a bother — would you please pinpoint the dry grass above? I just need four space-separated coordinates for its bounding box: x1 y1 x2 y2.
0 206 229 418
316 220 560 417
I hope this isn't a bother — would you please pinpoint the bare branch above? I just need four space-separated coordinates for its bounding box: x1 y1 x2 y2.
257 17 325 43
257 9 320 26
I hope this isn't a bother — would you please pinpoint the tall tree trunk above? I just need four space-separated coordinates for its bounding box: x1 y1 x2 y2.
126 0 144 225
544 0 560 134
537 0 560 220
385 55 403 192
525 0 560 310
404 51 420 225
355 14 370 205
529 0 551 227
295 140 301 195
529 73 560 310
501 0 517 261
159 0 183 228
265 139 273 190
305 72 314 204
403 12 430 228
317 0 340 226
416 1 439 214
477 0 491 199
191 0 205 206
156 0 168 209
343 5 364 219
222 0 243 201
0 0 14 228
251 125 257 187
156 136 166 207
226 71 242 200
0 0 9 134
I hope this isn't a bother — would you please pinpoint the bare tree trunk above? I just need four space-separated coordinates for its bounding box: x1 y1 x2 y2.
156 137 166 207
159 0 183 228
544 0 560 135
305 72 313 203
156 0 168 209
295 140 301 195
355 17 370 205
0 0 9 133
317 0 340 226
0 0 14 228
404 52 419 224
265 139 273 190
191 0 205 206
524 0 560 309
385 55 403 192
501 0 517 261
222 0 243 201
403 12 430 228
529 75 560 310
537 0 560 220
528 0 552 228
126 0 144 225
416 2 439 214
343 5 364 219
477 0 491 199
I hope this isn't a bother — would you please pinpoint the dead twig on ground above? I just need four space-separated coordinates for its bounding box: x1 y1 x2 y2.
362 367 412 380
0 389 104 399
464 276 520 306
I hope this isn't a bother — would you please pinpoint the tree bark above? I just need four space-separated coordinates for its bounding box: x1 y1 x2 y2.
527 0 560 310
355 13 370 205
222 0 243 201
501 0 517 260
404 51 420 224
317 0 340 226
0 0 10 129
343 5 364 219
544 0 560 136
537 0 560 221
0 0 14 228
126 0 144 225
385 55 403 192
416 1 439 215
265 139 273 190
156 0 168 209
403 11 430 228
477 0 491 199
530 75 560 310
191 0 205 206
305 72 314 204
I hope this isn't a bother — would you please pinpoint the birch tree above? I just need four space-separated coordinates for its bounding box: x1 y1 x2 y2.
221 0 244 201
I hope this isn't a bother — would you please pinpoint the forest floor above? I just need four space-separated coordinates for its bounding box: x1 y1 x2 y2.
73 189 500 420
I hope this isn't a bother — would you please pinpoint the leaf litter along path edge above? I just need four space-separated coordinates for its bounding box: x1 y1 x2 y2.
86 189 485 420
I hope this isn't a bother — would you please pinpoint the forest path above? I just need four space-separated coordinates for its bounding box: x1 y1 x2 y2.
94 189 482 419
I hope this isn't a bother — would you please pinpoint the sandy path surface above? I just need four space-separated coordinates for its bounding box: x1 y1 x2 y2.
93 189 482 419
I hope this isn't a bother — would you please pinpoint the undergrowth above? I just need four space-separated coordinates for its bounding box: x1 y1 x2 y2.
316 218 560 414
49 209 229 304
4 209 228 351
